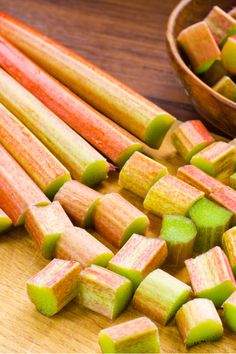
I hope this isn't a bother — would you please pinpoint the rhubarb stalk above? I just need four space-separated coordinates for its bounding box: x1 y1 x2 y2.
222 226 236 276
222 291 236 332
0 209 12 234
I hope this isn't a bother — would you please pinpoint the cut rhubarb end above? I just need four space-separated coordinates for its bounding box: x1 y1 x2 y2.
213 76 236 102
98 317 160 354
189 198 233 252
201 60 227 86
132 269 192 325
120 216 149 248
80 160 109 187
160 215 196 267
44 172 71 200
16 200 50 226
176 298 223 347
222 36 236 75
210 186 236 224
230 173 236 190
27 259 81 317
79 265 133 319
195 60 216 74
0 209 12 233
223 291 236 332
222 227 236 277
144 112 175 148
115 143 143 168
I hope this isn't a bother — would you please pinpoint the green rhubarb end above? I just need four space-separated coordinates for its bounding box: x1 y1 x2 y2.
195 59 216 74
27 285 58 317
112 280 133 319
120 216 149 248
198 281 236 308
0 215 12 234
223 292 236 332
82 196 102 228
93 252 114 268
185 321 223 347
80 160 109 187
115 143 143 168
144 113 175 149
108 263 142 290
185 142 212 163
41 233 61 259
191 156 215 176
230 173 236 190
44 172 71 200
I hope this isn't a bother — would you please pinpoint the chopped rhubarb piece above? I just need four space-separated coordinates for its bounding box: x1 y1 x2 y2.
189 198 232 252
143 175 204 217
160 215 197 267
0 68 109 186
191 141 235 178
201 60 227 86
119 152 168 198
213 76 236 101
176 298 223 347
230 172 236 190
172 120 214 162
210 186 236 223
222 290 236 332
27 258 81 316
132 269 191 325
108 234 167 289
185 246 236 307
222 35 236 75
0 12 175 148
93 192 149 248
0 103 70 199
222 227 236 276
0 209 12 234
55 226 113 268
25 201 73 259
0 144 49 225
54 180 101 227
177 21 221 74
205 6 236 46
79 265 133 319
177 165 224 195
98 317 160 353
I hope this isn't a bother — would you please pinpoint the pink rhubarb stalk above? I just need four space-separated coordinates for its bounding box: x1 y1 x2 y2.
210 186 236 223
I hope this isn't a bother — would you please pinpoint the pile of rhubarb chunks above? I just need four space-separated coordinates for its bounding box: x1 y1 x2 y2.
178 5 236 102
1 11 236 354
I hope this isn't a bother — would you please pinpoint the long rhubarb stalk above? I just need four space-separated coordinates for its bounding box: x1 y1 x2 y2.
0 36 142 167
0 103 70 198
0 68 109 186
0 144 49 225
0 12 175 148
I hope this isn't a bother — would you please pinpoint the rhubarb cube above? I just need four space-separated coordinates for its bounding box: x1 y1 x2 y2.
222 35 236 75
185 246 236 307
54 180 102 227
213 76 236 101
79 265 133 319
176 298 223 347
93 192 149 248
177 21 221 74
230 172 236 190
98 317 160 353
205 6 236 46
172 120 214 162
132 269 191 325
0 209 12 234
25 201 73 259
177 165 224 195
55 226 113 268
119 151 168 198
222 291 236 332
189 198 232 252
108 234 167 289
190 141 235 179
143 175 204 217
201 60 227 86
27 258 81 316
160 215 197 267
210 186 236 223
222 226 236 276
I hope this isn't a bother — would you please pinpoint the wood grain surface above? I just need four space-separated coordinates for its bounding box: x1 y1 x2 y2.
0 0 235 353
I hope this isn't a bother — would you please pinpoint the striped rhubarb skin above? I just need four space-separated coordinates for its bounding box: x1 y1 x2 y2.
143 175 204 217
210 186 236 223
55 226 114 268
25 201 73 259
176 299 223 347
177 165 224 195
222 227 236 276
54 180 102 228
0 144 49 225
0 68 109 187
223 291 236 332
98 317 160 353
172 120 214 162
108 234 167 289
27 258 81 317
185 246 236 307
0 12 175 148
0 103 70 198
93 193 149 248
0 209 12 234
119 152 168 198
0 36 142 167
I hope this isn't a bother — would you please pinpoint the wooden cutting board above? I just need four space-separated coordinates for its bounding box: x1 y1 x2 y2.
0 123 235 353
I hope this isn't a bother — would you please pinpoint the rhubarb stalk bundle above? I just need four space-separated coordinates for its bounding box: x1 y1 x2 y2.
0 68 109 186
0 11 175 148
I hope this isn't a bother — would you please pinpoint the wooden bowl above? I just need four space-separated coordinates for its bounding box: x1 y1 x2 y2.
166 0 236 137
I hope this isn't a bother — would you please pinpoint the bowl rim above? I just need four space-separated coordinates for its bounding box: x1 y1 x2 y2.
166 0 236 110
